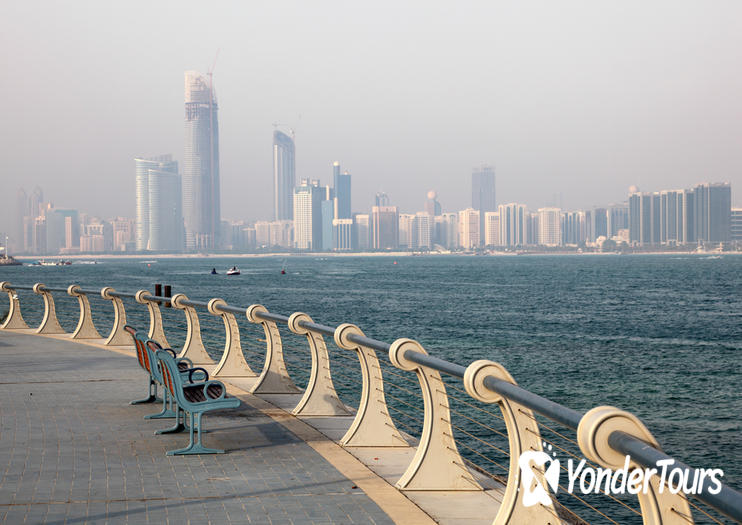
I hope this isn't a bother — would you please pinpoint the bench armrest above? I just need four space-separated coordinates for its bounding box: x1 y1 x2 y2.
175 356 193 367
188 367 209 383
186 380 228 401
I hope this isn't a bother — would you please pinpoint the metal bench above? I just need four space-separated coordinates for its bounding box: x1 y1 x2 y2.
155 349 241 455
123 325 207 430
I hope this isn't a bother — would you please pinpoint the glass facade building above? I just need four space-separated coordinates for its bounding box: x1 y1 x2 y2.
472 165 496 245
135 155 181 251
184 71 220 250
274 131 296 221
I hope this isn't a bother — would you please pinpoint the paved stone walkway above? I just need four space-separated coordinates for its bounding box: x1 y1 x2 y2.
0 331 395 524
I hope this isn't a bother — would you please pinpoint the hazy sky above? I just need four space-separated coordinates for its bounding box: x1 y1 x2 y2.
1 0 741 229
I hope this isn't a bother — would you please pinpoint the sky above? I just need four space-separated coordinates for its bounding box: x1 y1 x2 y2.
1 0 741 230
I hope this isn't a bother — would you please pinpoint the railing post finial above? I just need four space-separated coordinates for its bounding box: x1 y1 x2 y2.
0 282 29 330
389 338 482 491
577 406 694 525
334 323 406 447
464 360 561 524
288 312 349 416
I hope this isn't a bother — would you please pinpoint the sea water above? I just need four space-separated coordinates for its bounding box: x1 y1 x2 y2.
2 254 740 520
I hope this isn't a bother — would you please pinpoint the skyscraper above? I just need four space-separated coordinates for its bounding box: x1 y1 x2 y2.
498 203 527 247
693 182 731 243
484 212 500 246
371 206 399 250
458 208 480 250
537 208 562 246
472 165 496 245
333 162 352 219
184 71 220 250
135 155 181 251
293 179 323 250
274 130 296 221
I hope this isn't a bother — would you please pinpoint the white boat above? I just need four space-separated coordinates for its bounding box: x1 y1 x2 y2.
226 266 240 276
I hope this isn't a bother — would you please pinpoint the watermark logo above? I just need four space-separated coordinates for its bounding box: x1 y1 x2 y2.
519 445 560 507
519 443 724 507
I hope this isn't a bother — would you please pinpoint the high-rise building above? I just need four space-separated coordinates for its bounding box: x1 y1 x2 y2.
693 182 731 243
498 203 527 247
484 212 500 246
371 206 399 250
375 192 390 207
333 162 352 220
629 192 660 245
458 208 480 250
398 213 415 249
538 208 562 246
731 209 742 242
607 204 629 238
274 130 296 221
354 214 370 250
46 209 79 254
135 155 182 251
425 191 442 217
586 208 607 242
659 190 684 245
435 213 458 249
183 71 220 250
332 219 354 251
293 179 323 250
414 212 432 250
562 211 586 246
472 165 496 245
321 185 334 251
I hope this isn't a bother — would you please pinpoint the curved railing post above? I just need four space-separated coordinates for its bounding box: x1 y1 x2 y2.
334 323 406 447
245 305 300 394
389 339 481 491
0 282 29 330
135 290 170 348
67 285 101 339
170 294 214 366
101 287 130 346
464 360 560 524
209 298 256 378
578 407 694 525
33 283 65 335
288 312 350 416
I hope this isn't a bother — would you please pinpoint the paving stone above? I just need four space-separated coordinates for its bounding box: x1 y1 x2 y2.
0 331 395 524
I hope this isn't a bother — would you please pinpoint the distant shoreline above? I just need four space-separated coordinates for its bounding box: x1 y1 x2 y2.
11 250 740 261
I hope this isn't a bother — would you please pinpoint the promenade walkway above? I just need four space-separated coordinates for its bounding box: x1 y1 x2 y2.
0 331 433 524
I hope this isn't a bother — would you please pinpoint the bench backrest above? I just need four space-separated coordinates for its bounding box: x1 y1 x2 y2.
124 325 153 374
145 339 165 382
155 349 184 405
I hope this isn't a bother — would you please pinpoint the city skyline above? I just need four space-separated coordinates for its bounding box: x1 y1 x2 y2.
2 1 742 234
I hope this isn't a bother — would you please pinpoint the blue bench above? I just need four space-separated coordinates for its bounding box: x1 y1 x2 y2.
123 325 207 431
156 349 241 455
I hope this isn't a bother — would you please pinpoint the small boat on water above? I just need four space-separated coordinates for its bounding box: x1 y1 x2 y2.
226 266 240 276
0 254 22 266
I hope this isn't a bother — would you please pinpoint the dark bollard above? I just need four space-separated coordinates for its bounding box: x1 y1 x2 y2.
154 284 162 305
164 285 172 308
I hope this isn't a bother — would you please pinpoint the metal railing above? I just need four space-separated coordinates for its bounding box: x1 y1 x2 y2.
1 280 740 524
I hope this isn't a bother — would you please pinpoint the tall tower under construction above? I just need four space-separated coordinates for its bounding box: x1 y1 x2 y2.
183 71 220 250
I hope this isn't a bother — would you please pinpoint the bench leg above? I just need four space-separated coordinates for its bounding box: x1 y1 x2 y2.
145 390 176 419
155 405 186 434
131 379 158 405
166 413 223 455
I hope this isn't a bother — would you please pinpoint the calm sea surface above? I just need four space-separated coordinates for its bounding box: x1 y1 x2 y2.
2 254 740 520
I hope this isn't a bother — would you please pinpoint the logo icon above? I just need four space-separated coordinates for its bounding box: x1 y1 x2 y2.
519 444 560 507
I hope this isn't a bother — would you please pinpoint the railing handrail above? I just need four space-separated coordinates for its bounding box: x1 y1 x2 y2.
610 430 742 522
4 281 741 522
